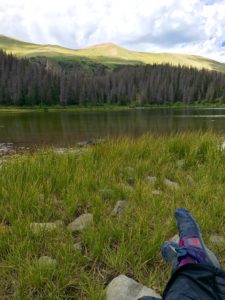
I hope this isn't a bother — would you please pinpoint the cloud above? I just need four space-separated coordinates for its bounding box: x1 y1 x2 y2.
0 0 225 61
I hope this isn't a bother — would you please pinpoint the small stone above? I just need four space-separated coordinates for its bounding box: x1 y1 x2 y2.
165 218 171 225
54 148 66 154
210 234 225 245
106 274 161 300
0 223 10 235
152 190 161 196
169 234 179 244
39 194 45 201
186 175 195 186
221 142 225 150
164 178 179 190
112 201 129 216
38 256 56 267
73 242 82 251
176 160 185 168
67 213 93 232
77 140 95 147
30 221 63 233
127 177 135 185
146 176 157 184
124 167 135 173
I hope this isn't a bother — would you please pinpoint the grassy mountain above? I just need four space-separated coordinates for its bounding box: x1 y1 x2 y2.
1 34 225 73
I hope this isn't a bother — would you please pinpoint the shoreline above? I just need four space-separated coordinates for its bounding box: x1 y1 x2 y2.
1 103 225 113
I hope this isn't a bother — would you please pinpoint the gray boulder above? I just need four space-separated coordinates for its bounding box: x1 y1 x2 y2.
112 201 129 216
106 275 161 300
67 213 93 232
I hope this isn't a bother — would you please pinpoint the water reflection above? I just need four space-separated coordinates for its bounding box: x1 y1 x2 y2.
0 108 225 148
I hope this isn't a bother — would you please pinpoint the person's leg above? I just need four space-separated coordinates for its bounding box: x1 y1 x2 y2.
162 208 220 270
161 208 225 300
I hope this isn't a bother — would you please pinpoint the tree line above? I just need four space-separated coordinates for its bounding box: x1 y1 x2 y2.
0 50 225 106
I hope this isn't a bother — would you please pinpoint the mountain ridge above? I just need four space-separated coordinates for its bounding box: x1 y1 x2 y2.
1 34 225 73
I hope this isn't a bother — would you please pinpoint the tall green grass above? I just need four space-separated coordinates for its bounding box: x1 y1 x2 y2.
0 133 225 299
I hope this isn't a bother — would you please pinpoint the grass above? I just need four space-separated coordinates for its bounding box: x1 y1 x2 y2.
1 35 225 73
0 105 130 113
1 132 225 299
1 102 225 113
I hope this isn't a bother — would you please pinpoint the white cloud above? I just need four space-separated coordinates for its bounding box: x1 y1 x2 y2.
0 0 225 61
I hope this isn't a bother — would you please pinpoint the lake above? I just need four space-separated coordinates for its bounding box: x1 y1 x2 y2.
1 108 225 149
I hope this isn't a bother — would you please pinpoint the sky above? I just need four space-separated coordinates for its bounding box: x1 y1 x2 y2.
1 0 225 61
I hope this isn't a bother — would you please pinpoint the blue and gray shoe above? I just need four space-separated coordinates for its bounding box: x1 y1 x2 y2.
161 208 220 269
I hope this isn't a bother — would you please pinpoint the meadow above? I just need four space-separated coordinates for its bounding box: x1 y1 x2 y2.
1 35 225 73
0 132 225 299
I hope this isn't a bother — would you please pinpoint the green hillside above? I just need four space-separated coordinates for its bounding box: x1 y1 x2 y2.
1 35 225 72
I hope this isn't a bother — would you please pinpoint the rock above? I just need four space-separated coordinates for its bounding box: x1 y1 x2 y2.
73 242 82 251
38 256 57 267
0 143 14 156
106 275 161 300
112 201 129 216
146 176 157 184
210 234 225 245
186 175 195 186
0 223 10 235
164 178 179 190
165 218 171 225
152 190 161 196
77 140 95 147
127 177 135 185
54 148 83 155
124 167 135 173
176 160 185 168
54 148 66 154
169 234 179 244
221 142 225 150
39 194 45 201
67 213 93 232
30 221 63 233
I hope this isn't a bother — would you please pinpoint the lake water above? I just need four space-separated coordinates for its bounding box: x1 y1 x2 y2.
1 108 225 149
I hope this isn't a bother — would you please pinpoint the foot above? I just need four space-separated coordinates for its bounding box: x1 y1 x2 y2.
174 208 220 268
161 242 179 270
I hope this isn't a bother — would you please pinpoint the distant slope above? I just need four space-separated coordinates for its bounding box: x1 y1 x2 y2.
1 35 225 73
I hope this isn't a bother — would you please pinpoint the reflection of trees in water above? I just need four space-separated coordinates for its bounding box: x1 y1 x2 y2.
0 109 225 147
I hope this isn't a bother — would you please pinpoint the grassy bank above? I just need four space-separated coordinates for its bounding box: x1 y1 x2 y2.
1 102 225 113
1 133 225 299
0 105 130 113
